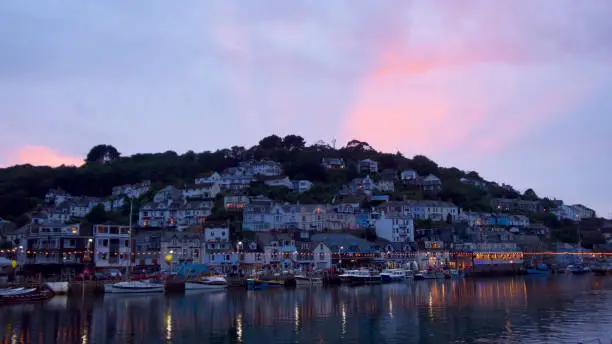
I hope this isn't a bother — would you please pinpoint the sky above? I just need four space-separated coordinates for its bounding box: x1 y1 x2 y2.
0 1 611 217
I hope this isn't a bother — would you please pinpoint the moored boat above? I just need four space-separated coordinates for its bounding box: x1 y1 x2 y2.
295 275 323 287
526 264 549 275
350 269 381 285
0 287 25 296
444 269 465 279
104 281 164 294
1 288 54 305
44 282 69 294
380 269 407 283
247 278 269 290
567 264 590 275
185 276 228 290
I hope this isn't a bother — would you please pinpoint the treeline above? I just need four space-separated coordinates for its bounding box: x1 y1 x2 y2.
0 135 534 221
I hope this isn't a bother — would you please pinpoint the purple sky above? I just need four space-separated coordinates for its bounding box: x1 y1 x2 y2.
0 1 611 217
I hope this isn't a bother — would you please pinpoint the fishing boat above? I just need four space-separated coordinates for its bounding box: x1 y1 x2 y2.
567 264 591 275
295 275 323 287
185 276 228 290
338 270 357 283
264 280 285 288
44 282 69 294
527 264 550 275
592 263 612 276
380 269 407 283
104 281 164 294
443 269 465 279
246 278 269 290
350 269 381 285
1 288 54 305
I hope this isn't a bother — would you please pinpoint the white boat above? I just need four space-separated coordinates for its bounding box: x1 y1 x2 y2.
185 276 228 290
44 282 69 294
0 288 36 296
104 281 164 294
295 275 323 287
0 287 24 295
380 269 408 283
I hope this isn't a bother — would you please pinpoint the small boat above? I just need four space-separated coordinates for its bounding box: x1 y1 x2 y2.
443 269 465 279
1 288 54 305
591 263 612 276
413 273 425 281
419 270 443 280
527 264 549 275
247 278 268 290
295 275 323 287
44 282 69 294
380 269 407 283
0 287 25 296
104 281 164 294
350 269 381 285
185 276 228 290
265 280 285 287
338 270 357 284
567 264 590 275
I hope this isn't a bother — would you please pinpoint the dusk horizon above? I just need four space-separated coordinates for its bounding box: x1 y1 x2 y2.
1 0 611 217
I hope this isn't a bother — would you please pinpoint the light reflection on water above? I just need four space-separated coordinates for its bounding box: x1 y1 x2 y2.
1 276 611 344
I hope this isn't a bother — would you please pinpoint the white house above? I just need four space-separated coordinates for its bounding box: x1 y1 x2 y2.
312 243 332 269
400 169 418 181
291 180 313 193
358 159 379 174
375 213 414 242
46 205 72 223
204 227 231 251
153 186 183 203
93 224 131 268
509 215 530 227
195 172 221 185
104 196 126 212
321 158 345 169
177 201 212 226
349 175 377 195
160 232 205 271
218 172 253 191
44 188 72 205
571 204 596 220
111 180 151 199
422 174 442 192
263 176 293 188
183 183 220 200
224 195 250 210
239 160 283 176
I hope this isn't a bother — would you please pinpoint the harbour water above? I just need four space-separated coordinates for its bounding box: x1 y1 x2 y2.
1 276 611 344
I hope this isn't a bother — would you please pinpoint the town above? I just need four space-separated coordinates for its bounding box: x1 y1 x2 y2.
2 153 610 286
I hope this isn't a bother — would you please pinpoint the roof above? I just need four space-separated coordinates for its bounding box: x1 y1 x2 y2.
185 183 215 189
310 233 380 253
162 231 203 242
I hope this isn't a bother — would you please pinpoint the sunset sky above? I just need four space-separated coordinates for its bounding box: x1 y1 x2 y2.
1 1 611 217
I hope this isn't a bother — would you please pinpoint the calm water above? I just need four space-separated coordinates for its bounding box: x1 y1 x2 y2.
1 276 611 344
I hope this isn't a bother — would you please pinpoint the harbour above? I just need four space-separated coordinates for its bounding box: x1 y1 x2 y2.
1 275 612 343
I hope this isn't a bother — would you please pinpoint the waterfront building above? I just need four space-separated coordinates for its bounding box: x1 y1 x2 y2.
93 224 131 268
374 212 414 242
25 223 91 267
132 228 162 269
160 231 205 271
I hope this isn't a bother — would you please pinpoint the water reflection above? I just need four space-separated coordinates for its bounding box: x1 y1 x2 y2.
1 276 611 343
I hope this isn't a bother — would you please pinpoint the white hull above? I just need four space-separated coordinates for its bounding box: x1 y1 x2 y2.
185 282 228 290
295 277 323 287
45 282 69 294
104 282 164 294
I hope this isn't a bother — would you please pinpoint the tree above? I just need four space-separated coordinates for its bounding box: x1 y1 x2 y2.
282 135 306 151
258 135 283 150
85 145 120 164
523 188 539 201
411 155 439 176
345 139 374 151
85 204 110 224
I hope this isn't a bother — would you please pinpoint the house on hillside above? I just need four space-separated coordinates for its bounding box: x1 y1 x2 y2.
377 169 396 192
111 180 151 198
321 158 345 169
349 175 376 195
195 172 221 185
400 169 418 182
153 186 183 203
183 183 220 200
262 176 293 189
239 160 283 176
291 180 313 193
422 174 442 192
358 159 378 174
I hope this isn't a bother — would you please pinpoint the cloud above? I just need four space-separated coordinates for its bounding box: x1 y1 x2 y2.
0 146 83 168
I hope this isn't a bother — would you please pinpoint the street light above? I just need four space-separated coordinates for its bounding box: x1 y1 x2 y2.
338 246 344 268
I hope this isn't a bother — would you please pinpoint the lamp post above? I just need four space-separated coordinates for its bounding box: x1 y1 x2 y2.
237 241 243 274
338 246 344 268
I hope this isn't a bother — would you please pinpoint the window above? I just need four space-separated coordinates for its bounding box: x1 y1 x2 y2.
319 252 324 260
124 240 130 247
194 249 200 258
103 239 109 247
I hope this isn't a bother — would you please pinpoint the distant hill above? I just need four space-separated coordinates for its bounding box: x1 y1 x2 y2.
0 135 558 221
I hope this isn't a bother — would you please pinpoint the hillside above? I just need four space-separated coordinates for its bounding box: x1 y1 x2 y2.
1 135 554 221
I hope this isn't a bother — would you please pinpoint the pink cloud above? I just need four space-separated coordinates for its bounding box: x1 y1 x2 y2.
1 146 83 167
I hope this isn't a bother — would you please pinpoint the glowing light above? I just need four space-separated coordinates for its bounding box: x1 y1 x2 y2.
236 313 243 343
164 310 172 341
341 303 347 335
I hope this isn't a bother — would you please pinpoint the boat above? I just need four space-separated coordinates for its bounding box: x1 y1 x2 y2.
350 269 381 285
185 276 228 290
0 287 34 296
527 264 550 275
338 270 357 284
295 275 323 287
567 264 591 275
443 269 465 279
419 270 443 280
413 273 425 281
44 282 69 294
1 288 54 305
104 281 164 294
591 263 612 276
0 287 24 295
380 269 407 283
246 278 269 290
264 280 285 287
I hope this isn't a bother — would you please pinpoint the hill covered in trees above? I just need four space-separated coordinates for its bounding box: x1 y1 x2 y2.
1 134 556 223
